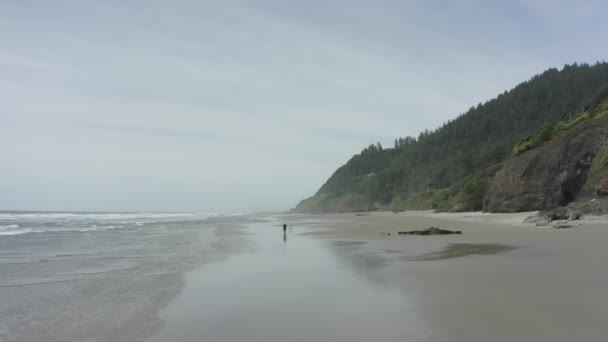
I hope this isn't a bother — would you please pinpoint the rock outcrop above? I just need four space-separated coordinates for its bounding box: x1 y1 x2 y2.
484 115 608 213
398 227 462 235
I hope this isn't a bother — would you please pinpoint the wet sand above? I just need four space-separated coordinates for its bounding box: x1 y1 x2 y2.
280 211 608 341
148 217 429 342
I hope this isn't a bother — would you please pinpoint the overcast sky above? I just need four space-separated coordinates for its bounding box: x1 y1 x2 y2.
1 0 607 213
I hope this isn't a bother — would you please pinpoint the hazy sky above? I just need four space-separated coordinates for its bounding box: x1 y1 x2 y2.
2 0 607 213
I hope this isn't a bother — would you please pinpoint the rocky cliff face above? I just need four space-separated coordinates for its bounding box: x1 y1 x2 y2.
484 115 608 213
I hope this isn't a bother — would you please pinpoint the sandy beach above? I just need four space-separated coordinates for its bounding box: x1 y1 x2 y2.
2 211 608 341
144 210 608 341
277 211 608 342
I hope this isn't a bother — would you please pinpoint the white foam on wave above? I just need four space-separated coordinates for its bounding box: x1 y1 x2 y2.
77 225 121 232
0 228 33 236
0 224 127 235
0 211 238 237
0 224 19 230
0 212 215 223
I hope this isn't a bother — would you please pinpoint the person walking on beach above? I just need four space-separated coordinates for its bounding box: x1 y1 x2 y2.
283 223 287 233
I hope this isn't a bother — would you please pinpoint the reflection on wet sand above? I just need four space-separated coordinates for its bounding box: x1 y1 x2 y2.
409 243 515 261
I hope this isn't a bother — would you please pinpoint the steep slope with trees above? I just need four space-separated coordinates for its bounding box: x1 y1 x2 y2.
295 62 608 213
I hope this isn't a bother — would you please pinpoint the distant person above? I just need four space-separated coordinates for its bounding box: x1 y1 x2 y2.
283 223 287 233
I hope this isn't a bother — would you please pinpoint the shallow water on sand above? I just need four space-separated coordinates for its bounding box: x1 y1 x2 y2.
148 217 429 342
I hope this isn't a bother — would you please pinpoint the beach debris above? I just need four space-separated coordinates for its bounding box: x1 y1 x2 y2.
398 227 462 235
378 227 462 236
355 213 370 216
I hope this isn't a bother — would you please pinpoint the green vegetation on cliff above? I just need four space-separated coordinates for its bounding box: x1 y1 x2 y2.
513 86 608 156
295 62 608 213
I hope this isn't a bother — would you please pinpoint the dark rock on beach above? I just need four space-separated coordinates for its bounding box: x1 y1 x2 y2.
524 197 608 224
538 206 581 221
398 227 462 236
565 197 608 216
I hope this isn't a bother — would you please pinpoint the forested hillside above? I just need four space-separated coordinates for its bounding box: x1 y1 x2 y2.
295 62 608 213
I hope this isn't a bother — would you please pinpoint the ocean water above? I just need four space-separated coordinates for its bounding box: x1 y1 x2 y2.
0 211 221 236
0 211 239 342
